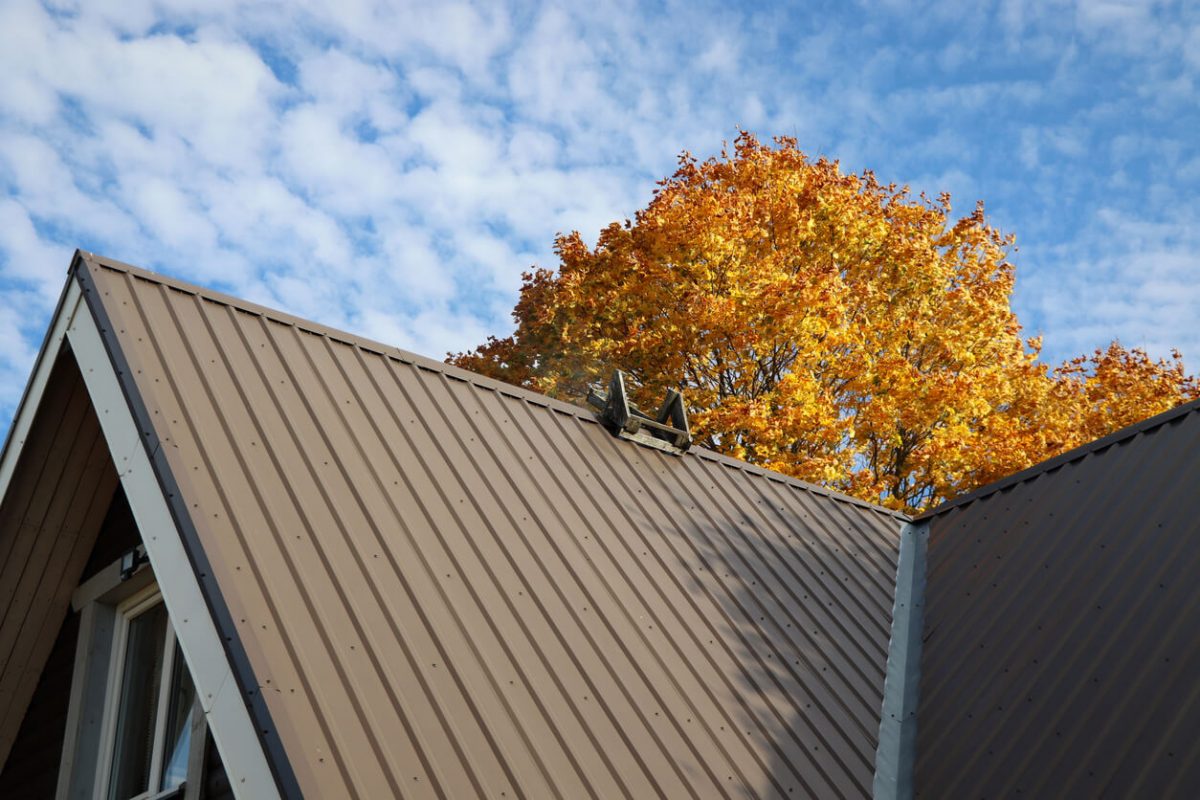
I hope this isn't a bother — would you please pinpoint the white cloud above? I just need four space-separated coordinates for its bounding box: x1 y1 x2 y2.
123 175 220 251
1016 204 1200 364
0 199 71 301
696 36 741 73
0 0 1196 427
279 104 402 215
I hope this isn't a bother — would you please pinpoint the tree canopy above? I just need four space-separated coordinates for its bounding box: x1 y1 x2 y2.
452 133 1198 513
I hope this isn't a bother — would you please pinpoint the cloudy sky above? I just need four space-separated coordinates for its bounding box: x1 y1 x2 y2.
1 0 1198 429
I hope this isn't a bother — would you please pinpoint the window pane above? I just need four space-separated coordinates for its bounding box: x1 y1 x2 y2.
159 643 196 791
108 602 167 800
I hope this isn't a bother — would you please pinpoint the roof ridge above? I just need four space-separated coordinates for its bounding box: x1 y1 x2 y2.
917 395 1200 520
77 251 907 521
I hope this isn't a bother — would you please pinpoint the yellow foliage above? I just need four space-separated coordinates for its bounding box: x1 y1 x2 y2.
452 133 1199 513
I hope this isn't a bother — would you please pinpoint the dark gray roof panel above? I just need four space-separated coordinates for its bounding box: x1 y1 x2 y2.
918 396 1200 519
915 404 1200 798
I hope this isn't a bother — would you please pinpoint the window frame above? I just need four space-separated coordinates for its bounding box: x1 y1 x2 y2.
93 585 190 800
57 553 206 800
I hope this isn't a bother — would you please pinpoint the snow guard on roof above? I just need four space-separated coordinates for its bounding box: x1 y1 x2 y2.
587 370 692 453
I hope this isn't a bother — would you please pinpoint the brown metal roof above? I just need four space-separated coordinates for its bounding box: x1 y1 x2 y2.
76 253 904 799
914 401 1200 798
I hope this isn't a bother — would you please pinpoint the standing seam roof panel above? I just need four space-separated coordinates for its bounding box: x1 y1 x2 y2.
82 254 903 800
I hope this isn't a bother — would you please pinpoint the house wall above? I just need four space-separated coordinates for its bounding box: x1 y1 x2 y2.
0 474 240 799
0 349 119 769
0 488 133 796
0 609 79 799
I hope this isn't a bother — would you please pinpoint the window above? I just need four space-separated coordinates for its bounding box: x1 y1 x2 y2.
97 588 197 800
59 552 207 800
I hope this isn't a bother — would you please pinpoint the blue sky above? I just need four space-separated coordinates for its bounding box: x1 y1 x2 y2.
1 0 1198 431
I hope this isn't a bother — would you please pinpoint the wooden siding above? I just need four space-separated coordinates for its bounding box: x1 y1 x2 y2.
0 349 120 769
0 609 79 799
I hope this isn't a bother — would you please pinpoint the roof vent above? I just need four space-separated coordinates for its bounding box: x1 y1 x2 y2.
587 370 692 454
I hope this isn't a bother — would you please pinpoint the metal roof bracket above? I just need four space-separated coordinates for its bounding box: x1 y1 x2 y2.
587 370 692 454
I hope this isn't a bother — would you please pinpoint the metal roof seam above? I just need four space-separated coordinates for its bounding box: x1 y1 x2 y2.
73 258 305 799
916 438 1155 713
664 470 887 784
334 340 579 797
518 403 835 796
545 421 788 794
678 457 892 730
914 406 1200 797
388 356 682 798
336 344 562 797
454 381 710 797
643 446 881 762
450 373 773 797
148 278 394 796
683 455 895 719
136 277 373 795
281 327 542 798
404 366 674 798
282 331 547 796
537 412 816 796
955 424 1200 796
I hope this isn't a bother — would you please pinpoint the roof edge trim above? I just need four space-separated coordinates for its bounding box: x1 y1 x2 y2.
873 520 929 800
72 255 300 799
76 251 907 521
917 396 1200 520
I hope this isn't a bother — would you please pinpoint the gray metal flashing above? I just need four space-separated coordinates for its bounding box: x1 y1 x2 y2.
873 520 929 800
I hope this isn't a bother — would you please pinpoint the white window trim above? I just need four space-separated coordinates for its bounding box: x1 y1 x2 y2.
58 563 202 800
93 585 188 800
57 568 171 796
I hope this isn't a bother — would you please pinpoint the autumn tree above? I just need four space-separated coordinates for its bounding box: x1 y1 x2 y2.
1050 344 1199 446
452 133 1198 513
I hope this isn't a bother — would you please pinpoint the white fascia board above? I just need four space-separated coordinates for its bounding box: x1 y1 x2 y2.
0 280 81 506
67 297 281 800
